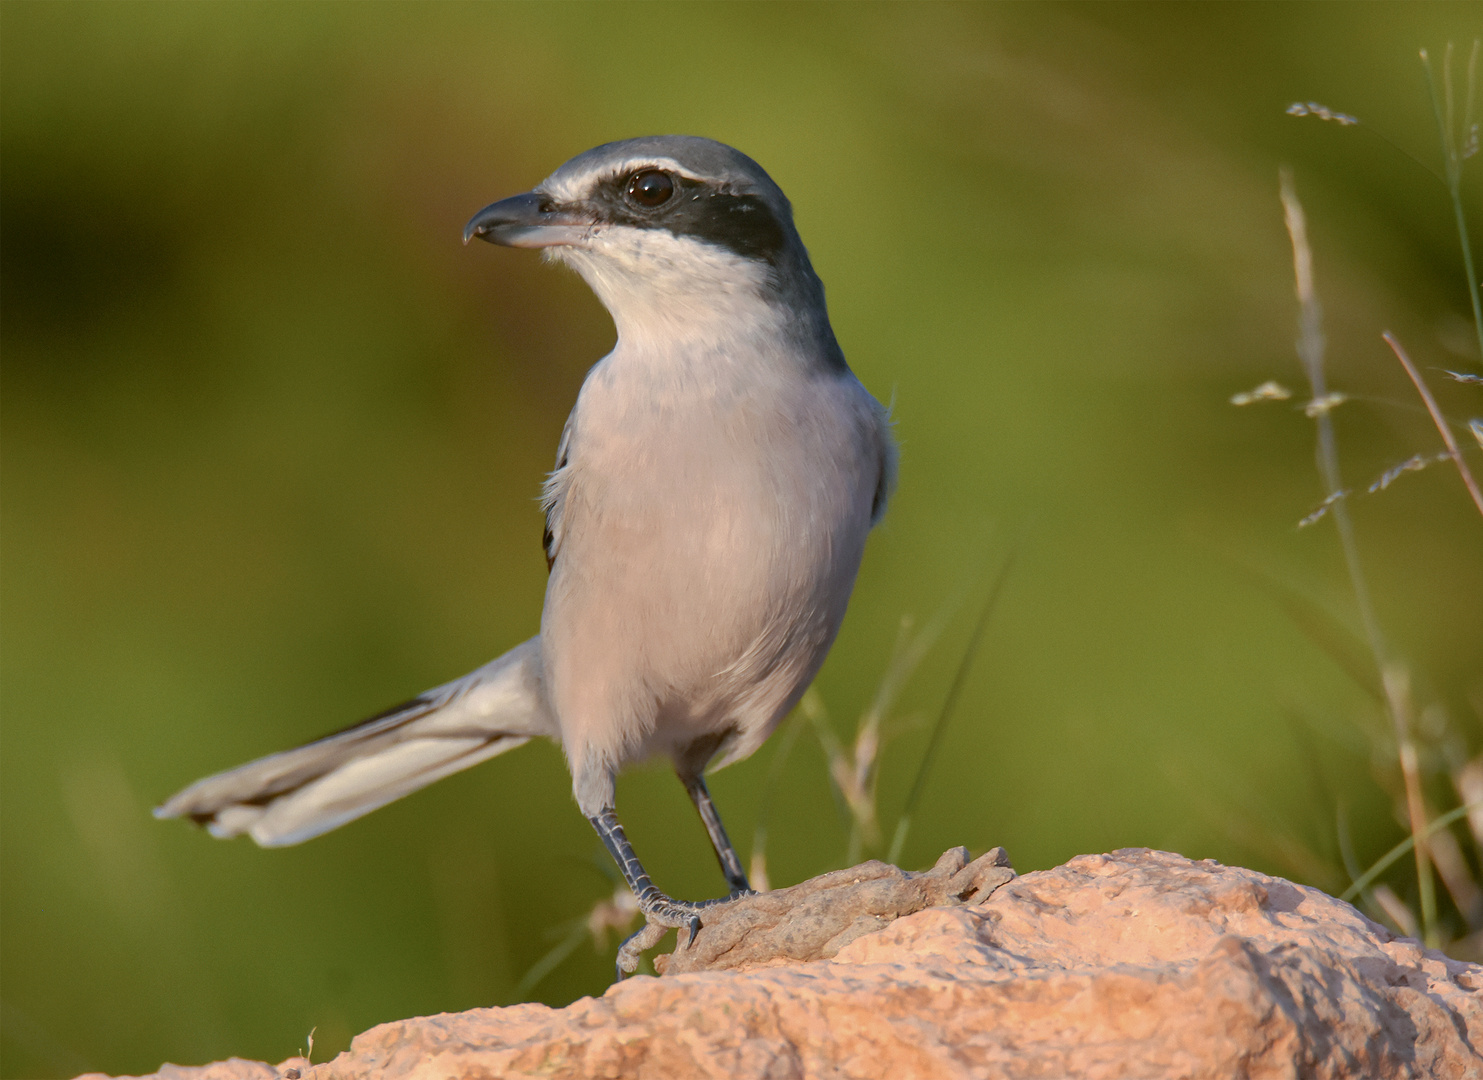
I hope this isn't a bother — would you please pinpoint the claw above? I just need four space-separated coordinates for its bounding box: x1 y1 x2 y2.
685 914 701 947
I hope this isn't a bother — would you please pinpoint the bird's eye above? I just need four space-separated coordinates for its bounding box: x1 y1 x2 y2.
625 170 675 208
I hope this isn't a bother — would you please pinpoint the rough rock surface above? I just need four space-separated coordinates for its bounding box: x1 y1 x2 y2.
85 848 1483 1080
657 844 1015 974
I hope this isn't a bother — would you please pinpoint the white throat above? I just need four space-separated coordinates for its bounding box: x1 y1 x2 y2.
551 227 787 356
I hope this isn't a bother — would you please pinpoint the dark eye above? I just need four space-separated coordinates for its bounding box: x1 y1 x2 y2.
626 170 675 208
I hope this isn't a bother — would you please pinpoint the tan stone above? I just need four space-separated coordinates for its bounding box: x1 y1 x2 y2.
656 843 1015 974
85 848 1483 1080
79 1058 309 1080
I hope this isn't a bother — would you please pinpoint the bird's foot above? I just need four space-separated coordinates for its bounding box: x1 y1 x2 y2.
615 920 670 978
614 889 751 976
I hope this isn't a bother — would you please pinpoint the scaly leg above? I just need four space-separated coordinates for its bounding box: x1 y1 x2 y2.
588 809 735 976
680 773 752 896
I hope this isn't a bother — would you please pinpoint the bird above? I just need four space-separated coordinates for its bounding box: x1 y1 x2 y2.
155 135 896 973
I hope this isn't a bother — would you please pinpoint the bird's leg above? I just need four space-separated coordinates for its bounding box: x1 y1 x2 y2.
589 808 730 924
589 808 739 975
680 773 752 896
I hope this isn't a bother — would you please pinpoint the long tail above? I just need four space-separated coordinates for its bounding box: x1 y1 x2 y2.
155 636 554 847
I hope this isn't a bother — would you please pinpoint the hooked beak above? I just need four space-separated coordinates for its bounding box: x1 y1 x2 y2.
463 192 589 249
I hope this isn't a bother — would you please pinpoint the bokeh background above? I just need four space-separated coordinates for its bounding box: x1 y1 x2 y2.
4 3 1481 1076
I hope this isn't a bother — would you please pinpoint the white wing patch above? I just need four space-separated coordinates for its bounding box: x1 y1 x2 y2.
542 412 576 571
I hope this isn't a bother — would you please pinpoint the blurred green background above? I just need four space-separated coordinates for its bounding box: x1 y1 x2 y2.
3 3 1480 1076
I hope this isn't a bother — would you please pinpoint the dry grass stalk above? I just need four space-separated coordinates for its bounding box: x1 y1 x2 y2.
1280 171 1440 947
1379 331 1483 517
1373 884 1420 939
1456 757 1483 848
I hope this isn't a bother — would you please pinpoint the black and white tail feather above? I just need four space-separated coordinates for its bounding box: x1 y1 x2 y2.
154 638 553 847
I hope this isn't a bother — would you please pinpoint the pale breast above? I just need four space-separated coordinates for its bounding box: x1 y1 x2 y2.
540 356 883 777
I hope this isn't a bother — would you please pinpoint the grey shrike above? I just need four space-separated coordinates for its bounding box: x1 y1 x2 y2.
157 136 896 971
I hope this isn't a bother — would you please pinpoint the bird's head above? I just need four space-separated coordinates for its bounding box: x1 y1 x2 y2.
465 137 836 355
